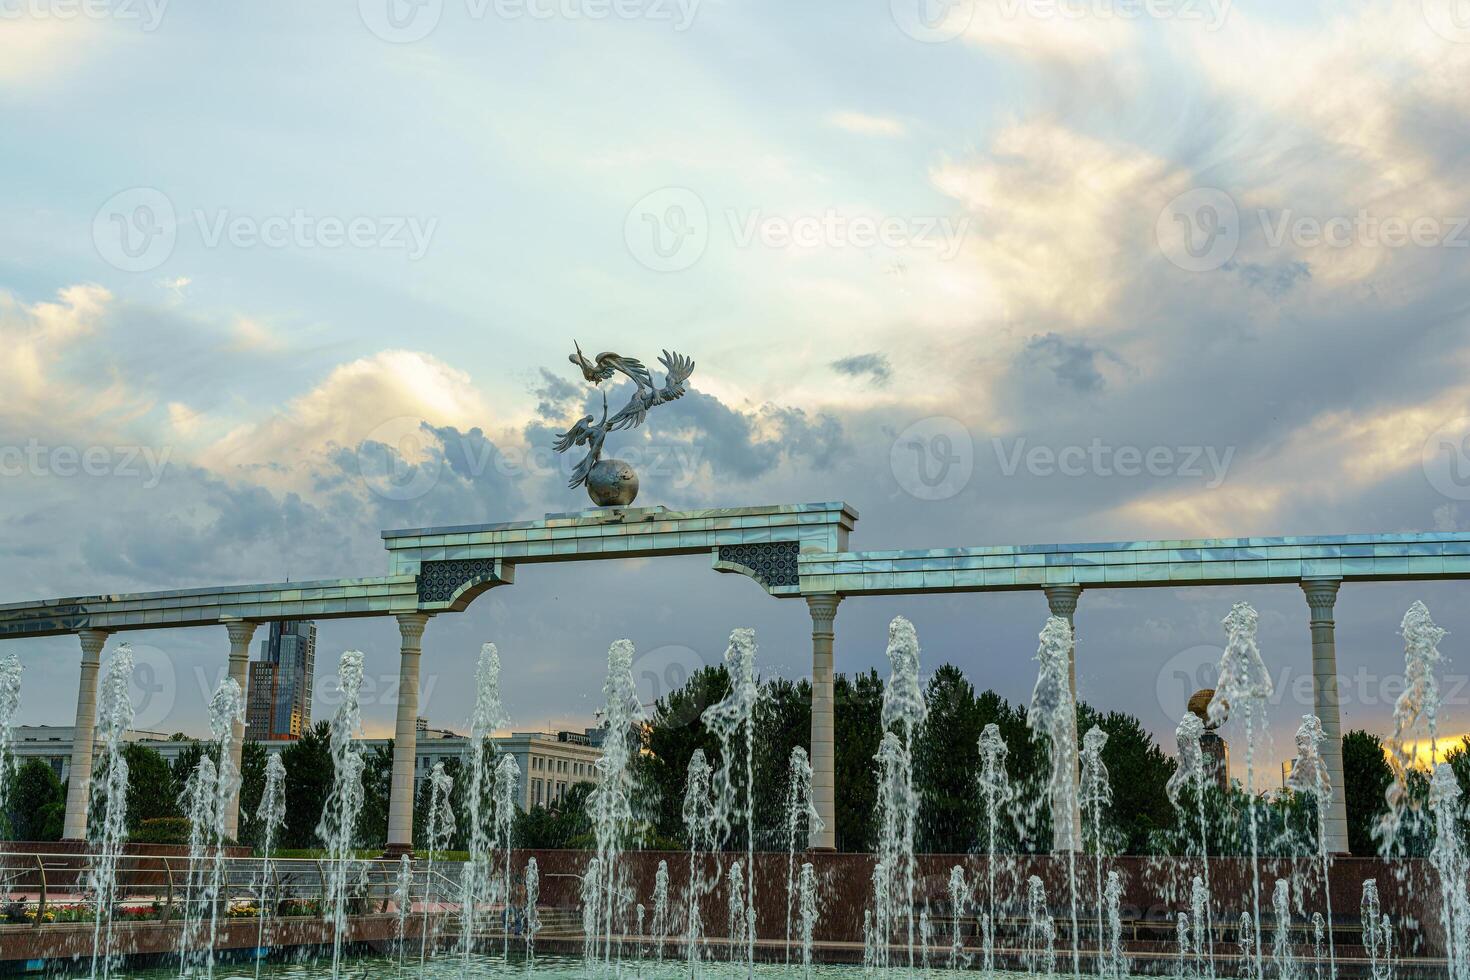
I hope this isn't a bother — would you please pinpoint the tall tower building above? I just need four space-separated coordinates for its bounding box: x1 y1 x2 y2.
246 620 316 741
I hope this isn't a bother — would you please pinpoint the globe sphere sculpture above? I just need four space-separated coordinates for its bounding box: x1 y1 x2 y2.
1188 688 1222 730
586 458 639 507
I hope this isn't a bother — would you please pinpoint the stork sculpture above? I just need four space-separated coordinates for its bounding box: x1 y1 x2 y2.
552 343 695 505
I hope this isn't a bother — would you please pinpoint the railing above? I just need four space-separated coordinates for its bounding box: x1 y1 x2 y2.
0 851 458 930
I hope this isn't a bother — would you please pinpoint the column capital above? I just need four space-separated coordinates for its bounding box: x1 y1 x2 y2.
806 594 842 631
1043 584 1082 618
224 619 259 648
77 629 111 659
1301 578 1342 619
396 612 432 648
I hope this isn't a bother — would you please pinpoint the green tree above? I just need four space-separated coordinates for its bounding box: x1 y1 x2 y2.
516 781 594 849
752 676 813 850
279 721 333 849
5 760 66 841
236 741 270 848
834 669 883 852
1341 729 1393 855
915 665 983 853
120 744 179 830
357 741 395 849
639 665 730 844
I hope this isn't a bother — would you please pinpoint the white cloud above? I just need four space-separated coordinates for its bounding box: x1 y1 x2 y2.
230 316 285 353
200 349 494 490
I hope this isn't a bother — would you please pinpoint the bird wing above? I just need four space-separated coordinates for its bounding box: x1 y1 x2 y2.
552 415 595 454
653 350 695 403
595 353 653 389
606 388 653 431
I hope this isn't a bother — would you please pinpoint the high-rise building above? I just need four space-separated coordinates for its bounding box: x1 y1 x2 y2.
246 620 316 741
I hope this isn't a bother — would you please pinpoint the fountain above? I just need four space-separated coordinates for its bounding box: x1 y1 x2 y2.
978 720 1011 975
1080 724 1112 973
461 642 509 968
873 615 927 969
253 753 286 980
1030 615 1081 979
783 745 819 962
524 855 541 961
586 638 646 967
1209 602 1273 980
702 627 761 973
1381 601 1447 847
683 747 716 969
1025 874 1058 976
88 643 135 980
0 654 20 824
797 861 819 977
1287 713 1337 979
394 855 413 971
651 858 669 963
1168 712 1216 975
317 649 367 979
179 677 245 978
419 760 455 973
947 865 968 971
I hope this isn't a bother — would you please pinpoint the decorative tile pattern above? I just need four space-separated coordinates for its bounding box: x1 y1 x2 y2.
716 541 800 593
417 558 507 605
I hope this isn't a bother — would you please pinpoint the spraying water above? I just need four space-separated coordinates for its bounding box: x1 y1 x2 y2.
784 745 820 963
188 678 246 978
874 615 927 969
316 650 367 979
1102 870 1125 979
1025 874 1057 977
1381 601 1448 845
492 753 520 958
1208 602 1272 980
797 861 819 977
1031 615 1081 980
587 639 647 967
683 748 716 970
461 643 509 968
0 655 21 827
1167 712 1216 975
179 755 218 974
524 855 541 961
947 865 968 971
1270 880 1298 980
978 721 1011 976
394 855 413 972
651 859 670 963
702 627 761 973
1287 714 1337 979
1080 725 1112 974
418 761 455 974
1430 762 1470 980
1361 879 1393 980
87 644 134 980
727 860 748 962
253 753 286 980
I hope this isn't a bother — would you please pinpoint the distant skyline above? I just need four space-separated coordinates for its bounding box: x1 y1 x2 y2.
3 1 1470 773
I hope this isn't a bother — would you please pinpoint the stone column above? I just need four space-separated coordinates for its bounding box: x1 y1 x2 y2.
807 595 842 851
223 619 258 840
1301 578 1350 854
62 629 111 840
1043 584 1083 853
387 612 431 855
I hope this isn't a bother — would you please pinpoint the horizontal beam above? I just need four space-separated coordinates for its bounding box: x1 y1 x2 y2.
0 576 421 638
798 531 1470 596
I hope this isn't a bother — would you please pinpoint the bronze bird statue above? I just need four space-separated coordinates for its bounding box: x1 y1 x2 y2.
568 340 652 389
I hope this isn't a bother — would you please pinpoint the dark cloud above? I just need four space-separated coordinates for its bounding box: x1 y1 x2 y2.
531 368 580 420
831 352 893 387
1020 333 1113 393
1229 260 1312 297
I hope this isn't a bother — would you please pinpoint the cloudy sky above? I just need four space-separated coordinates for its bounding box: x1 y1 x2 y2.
3 0 1470 775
